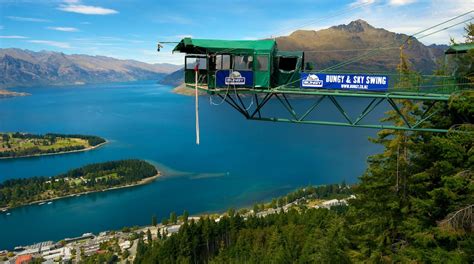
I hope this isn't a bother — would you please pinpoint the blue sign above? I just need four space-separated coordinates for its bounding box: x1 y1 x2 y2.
216 70 253 87
300 73 389 91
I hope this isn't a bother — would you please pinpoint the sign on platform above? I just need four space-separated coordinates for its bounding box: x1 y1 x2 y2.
301 73 389 91
216 70 253 87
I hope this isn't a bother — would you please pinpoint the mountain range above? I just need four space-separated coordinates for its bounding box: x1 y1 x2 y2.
1 20 449 90
0 49 180 89
276 19 447 73
160 20 448 86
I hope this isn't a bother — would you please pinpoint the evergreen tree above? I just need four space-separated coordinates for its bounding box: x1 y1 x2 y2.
151 214 157 227
182 210 189 223
170 211 177 224
146 229 152 245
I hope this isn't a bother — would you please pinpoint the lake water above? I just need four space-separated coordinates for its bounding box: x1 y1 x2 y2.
0 81 384 249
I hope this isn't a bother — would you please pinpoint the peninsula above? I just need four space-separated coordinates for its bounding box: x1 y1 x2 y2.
0 132 106 159
0 159 160 209
0 89 30 98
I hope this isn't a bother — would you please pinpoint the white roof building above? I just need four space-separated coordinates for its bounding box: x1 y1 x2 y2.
42 246 72 261
166 225 181 234
119 241 131 250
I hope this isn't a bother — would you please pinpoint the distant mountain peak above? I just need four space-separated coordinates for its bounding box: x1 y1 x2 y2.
334 19 374 33
276 20 446 74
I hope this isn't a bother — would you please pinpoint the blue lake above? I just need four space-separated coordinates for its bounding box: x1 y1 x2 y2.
0 81 384 249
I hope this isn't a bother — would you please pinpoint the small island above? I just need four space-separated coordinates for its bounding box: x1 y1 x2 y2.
0 89 30 98
0 132 106 159
0 159 160 209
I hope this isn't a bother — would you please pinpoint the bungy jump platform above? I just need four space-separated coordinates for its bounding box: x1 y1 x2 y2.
171 38 473 137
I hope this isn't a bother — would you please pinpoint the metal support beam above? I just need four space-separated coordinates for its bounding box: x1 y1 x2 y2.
299 96 325 121
328 96 353 125
218 94 248 118
234 93 250 117
275 94 299 120
387 98 412 128
254 94 261 118
250 93 273 118
249 116 450 133
412 102 445 128
210 89 454 133
353 97 385 125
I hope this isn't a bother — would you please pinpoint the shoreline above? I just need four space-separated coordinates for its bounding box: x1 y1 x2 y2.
0 90 31 98
0 169 162 211
172 83 206 96
0 140 108 160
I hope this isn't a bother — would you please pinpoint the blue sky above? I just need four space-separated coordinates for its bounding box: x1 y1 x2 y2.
0 0 472 64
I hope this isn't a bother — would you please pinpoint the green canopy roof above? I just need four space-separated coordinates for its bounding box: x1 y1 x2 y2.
445 43 474 54
276 50 304 57
173 38 276 54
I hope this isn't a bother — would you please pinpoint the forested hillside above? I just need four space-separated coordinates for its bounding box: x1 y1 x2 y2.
0 159 158 208
133 25 474 263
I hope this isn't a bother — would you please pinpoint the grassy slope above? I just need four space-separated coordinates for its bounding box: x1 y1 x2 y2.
0 134 90 153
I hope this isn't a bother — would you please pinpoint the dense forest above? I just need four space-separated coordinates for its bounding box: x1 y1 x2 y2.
133 25 474 263
0 159 158 208
45 133 106 146
0 132 106 158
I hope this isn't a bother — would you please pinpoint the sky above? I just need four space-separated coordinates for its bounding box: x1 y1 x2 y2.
0 0 473 65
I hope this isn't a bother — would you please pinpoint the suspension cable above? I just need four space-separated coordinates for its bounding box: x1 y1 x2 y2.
321 13 474 73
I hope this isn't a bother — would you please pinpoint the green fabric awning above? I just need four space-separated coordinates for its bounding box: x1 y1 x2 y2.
444 43 474 54
173 38 276 54
276 50 304 57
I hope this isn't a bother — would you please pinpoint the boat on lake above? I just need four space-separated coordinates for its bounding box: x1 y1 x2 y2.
47 202 53 205
39 202 46 205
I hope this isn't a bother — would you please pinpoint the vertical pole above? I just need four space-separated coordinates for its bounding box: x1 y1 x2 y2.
195 69 200 145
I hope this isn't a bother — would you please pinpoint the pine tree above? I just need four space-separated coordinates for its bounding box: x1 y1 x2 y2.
151 214 157 227
170 211 177 224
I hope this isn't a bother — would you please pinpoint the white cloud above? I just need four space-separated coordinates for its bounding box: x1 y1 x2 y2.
362 0 474 44
58 4 118 15
389 0 416 6
47 26 79 32
7 16 50 23
350 0 376 7
0 35 28 39
28 40 71 49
